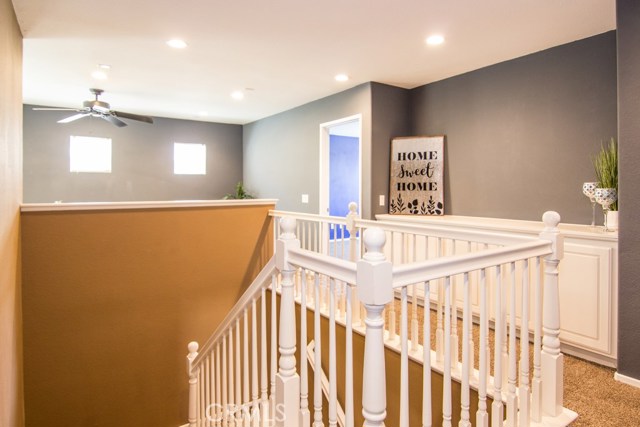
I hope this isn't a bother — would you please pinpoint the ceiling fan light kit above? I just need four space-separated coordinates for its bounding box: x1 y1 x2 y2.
32 88 154 127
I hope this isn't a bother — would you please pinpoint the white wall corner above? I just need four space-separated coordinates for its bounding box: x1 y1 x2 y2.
614 372 640 389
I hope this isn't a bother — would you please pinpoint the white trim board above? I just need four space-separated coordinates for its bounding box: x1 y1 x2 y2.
614 372 640 389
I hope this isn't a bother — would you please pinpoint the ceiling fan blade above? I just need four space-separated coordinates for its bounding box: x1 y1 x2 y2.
112 110 154 124
33 107 82 111
58 113 90 123
102 114 127 127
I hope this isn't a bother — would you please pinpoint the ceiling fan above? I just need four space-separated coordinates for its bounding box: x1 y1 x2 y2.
33 88 154 127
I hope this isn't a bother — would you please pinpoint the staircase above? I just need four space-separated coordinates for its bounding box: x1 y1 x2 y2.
183 204 577 427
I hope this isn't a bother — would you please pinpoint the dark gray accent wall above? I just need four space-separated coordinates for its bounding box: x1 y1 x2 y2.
243 84 373 217
410 32 617 223
371 82 412 216
616 0 640 380
23 106 243 203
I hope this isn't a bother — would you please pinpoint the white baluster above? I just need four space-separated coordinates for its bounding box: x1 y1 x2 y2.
436 238 444 363
506 263 517 426
216 343 222 427
341 224 346 259
251 300 259 427
358 227 392 427
236 320 242 426
243 309 251 427
346 202 358 262
443 276 452 427
275 217 300 427
501 265 509 392
329 279 338 427
492 266 504 427
260 288 269 427
422 281 432 427
188 342 199 427
467 242 475 383
345 284 354 427
270 275 277 420
519 259 531 427
540 211 564 417
388 300 397 342
459 273 471 427
205 354 211 427
450 242 459 372
476 269 489 427
200 363 205 427
411 283 419 353
313 274 323 427
300 270 310 427
229 329 236 427
531 257 542 422
400 287 409 427
222 335 228 427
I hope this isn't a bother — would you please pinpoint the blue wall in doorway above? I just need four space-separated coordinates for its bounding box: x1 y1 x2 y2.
329 135 359 218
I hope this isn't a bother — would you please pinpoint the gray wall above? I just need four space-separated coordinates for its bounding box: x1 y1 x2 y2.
371 82 412 216
410 32 617 223
616 0 640 380
23 106 243 203
243 83 373 217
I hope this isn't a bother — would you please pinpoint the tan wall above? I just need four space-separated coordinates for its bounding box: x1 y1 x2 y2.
0 0 24 425
21 204 274 427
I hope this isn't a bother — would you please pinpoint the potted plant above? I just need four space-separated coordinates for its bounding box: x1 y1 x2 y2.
592 138 618 230
223 181 255 200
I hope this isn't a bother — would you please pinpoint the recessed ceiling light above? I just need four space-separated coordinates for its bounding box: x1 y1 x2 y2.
167 39 188 49
197 111 209 117
426 34 445 46
98 64 111 70
231 91 244 100
335 74 349 82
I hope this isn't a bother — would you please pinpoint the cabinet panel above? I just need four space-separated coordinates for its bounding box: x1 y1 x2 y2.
558 243 613 356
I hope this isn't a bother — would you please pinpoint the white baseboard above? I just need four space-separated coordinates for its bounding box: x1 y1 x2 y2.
614 372 640 389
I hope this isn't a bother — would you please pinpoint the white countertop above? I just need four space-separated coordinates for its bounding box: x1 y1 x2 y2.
376 213 618 242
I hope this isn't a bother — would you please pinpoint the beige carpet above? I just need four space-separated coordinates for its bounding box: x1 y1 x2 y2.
384 299 640 426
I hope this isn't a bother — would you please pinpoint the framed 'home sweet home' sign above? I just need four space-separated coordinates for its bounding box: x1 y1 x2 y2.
389 135 444 215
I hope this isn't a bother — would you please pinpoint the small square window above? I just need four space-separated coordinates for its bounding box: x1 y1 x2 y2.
174 142 206 175
70 135 112 173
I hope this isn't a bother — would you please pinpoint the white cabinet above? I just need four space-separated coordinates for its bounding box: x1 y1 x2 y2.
377 214 618 367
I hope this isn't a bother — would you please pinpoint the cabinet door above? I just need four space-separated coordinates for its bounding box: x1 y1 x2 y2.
557 242 614 357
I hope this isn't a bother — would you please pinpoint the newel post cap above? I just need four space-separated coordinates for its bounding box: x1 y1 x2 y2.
540 211 564 260
276 216 300 271
357 227 392 306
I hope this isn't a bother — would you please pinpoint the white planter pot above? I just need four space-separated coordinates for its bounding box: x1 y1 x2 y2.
606 210 619 231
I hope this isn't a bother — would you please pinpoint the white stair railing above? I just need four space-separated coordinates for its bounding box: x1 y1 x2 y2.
186 207 574 427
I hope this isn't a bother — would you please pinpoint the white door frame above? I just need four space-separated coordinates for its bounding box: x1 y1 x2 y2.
319 114 362 216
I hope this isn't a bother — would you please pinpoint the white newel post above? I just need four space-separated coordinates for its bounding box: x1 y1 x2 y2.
187 341 200 427
357 227 393 427
275 217 301 427
539 211 564 417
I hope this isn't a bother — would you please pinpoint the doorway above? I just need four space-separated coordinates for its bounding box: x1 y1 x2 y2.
319 114 362 219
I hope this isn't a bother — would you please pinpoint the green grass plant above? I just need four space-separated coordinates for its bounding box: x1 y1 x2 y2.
592 138 618 210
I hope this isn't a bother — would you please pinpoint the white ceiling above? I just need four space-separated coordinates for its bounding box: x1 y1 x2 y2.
13 0 616 125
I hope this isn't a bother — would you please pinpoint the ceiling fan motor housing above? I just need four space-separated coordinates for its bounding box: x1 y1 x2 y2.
84 99 111 113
